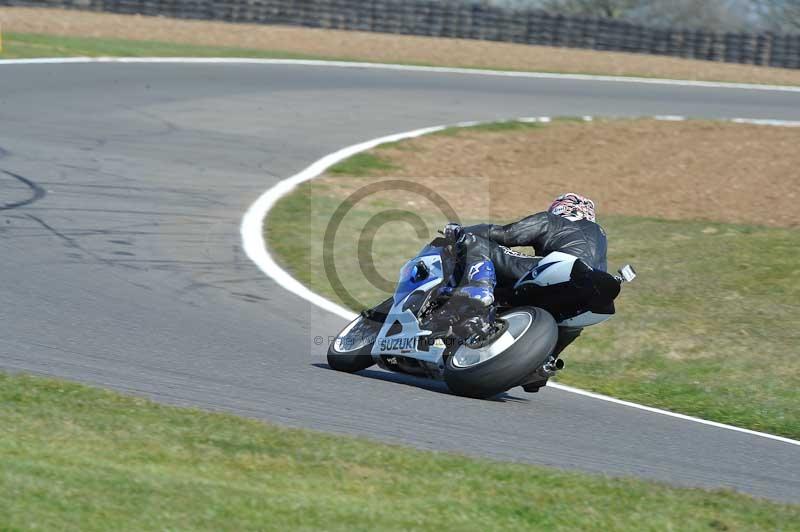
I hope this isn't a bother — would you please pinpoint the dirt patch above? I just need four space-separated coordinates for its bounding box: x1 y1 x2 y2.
325 119 800 228
5 7 800 86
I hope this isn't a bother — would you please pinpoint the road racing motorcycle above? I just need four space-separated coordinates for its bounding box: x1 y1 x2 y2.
327 236 635 398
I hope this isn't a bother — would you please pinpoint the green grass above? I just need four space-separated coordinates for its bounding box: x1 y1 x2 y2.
266 123 800 439
2 372 798 531
562 216 800 436
419 117 590 138
329 152 398 177
0 32 346 60
433 120 548 136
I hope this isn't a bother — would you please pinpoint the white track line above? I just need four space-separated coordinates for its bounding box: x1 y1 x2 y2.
3 56 796 446
731 117 800 127
240 124 446 321
546 383 800 446
3 56 800 93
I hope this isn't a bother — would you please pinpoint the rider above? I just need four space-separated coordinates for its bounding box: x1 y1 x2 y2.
444 193 619 392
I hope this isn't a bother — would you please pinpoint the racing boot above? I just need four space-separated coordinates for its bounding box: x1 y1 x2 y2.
452 298 496 339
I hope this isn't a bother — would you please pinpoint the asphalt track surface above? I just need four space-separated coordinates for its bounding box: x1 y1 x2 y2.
1 62 799 503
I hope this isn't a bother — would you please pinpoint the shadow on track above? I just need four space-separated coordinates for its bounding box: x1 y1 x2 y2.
311 363 529 403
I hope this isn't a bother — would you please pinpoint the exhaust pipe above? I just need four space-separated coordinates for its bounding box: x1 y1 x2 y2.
539 356 565 378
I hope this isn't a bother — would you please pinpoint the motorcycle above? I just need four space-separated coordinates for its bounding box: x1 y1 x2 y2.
327 236 636 398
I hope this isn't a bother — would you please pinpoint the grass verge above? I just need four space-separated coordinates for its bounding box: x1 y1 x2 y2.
266 119 800 439
329 152 398 177
2 372 798 530
0 32 339 60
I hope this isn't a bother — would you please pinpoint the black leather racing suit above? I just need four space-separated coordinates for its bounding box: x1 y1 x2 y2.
466 211 608 274
462 212 615 362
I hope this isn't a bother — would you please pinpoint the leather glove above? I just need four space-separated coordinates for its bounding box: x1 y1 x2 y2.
442 222 464 244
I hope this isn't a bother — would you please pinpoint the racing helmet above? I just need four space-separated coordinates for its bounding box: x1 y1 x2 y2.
548 193 596 222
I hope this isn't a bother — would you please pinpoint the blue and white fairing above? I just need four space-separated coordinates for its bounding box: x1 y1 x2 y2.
371 245 448 364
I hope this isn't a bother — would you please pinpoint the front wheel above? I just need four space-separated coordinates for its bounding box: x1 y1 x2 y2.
326 298 391 373
444 307 557 399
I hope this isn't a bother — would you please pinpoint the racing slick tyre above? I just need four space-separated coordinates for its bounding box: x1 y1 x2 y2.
444 307 558 399
327 298 391 373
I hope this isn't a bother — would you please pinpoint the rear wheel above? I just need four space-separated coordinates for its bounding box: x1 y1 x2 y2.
326 298 391 373
444 307 557 399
